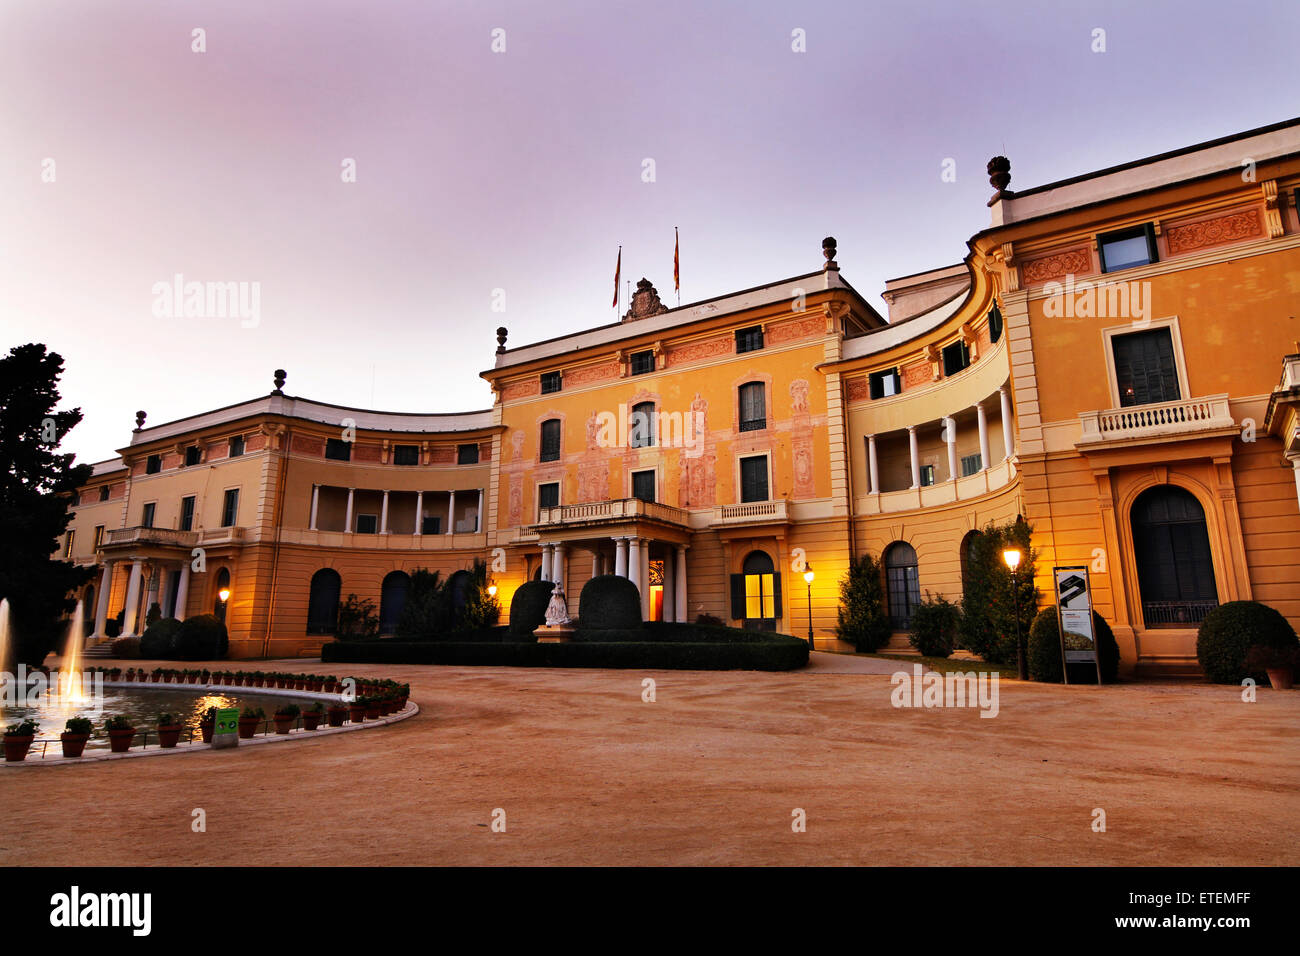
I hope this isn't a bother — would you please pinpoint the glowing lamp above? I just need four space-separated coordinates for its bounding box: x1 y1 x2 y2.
218 588 231 603
1002 548 1021 572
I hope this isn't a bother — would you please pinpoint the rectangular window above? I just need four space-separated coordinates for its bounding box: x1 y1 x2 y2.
93 525 105 549
355 513 378 534
1113 328 1180 407
325 438 352 461
745 573 775 620
540 371 562 394
988 305 1003 344
630 350 655 375
735 326 764 354
457 443 479 465
1100 224 1158 273
141 502 156 528
961 454 982 477
180 496 196 531
184 445 201 466
919 464 936 487
540 420 561 462
229 435 245 457
393 444 419 466
632 470 656 503
64 530 74 558
145 454 161 474
738 383 766 432
740 456 769 503
941 341 971 376
421 516 441 535
868 368 901 399
538 482 560 510
99 485 110 502
221 489 239 527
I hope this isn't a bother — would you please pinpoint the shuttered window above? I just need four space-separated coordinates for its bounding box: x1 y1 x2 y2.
739 456 768 503
738 382 765 431
630 402 656 448
868 368 900 399
540 420 561 461
730 550 782 629
1113 328 1180 407
538 482 559 509
632 470 655 502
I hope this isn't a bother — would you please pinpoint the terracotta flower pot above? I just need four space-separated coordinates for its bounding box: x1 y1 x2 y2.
1266 667 1294 690
327 708 346 727
4 734 34 762
273 715 295 735
365 702 381 720
349 704 366 723
108 728 136 753
158 725 182 749
200 720 215 744
61 732 91 758
237 716 260 739
301 712 321 730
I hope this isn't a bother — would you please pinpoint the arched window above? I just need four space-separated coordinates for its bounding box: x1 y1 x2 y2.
213 568 231 622
379 571 410 635
959 531 982 600
307 568 342 635
540 419 561 462
884 542 920 629
738 382 766 432
1131 486 1218 626
630 402 656 448
730 550 781 630
447 569 472 614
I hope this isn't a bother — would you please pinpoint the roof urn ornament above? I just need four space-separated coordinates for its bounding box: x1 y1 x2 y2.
134 410 147 431
822 236 838 272
496 326 509 354
272 369 287 394
987 156 1012 206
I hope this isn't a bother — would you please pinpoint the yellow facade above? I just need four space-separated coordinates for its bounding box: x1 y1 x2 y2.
59 120 1300 674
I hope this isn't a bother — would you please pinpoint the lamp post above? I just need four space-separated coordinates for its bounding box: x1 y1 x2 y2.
217 587 231 624
803 564 815 652
1002 548 1025 680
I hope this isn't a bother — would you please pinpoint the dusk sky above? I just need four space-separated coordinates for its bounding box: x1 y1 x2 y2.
2 0 1297 465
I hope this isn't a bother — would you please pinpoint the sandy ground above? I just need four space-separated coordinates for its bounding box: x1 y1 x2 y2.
2 654 1296 866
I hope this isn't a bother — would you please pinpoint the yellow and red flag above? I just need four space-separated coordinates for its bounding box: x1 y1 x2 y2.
673 227 680 293
613 246 621 309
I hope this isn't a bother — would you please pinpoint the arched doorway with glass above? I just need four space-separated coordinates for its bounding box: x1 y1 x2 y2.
731 549 781 631
379 571 410 636
1130 485 1219 627
884 541 921 630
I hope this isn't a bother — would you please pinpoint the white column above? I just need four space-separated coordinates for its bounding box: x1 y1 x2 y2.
614 537 629 577
639 539 650 620
175 562 191 622
540 544 553 583
345 488 355 532
476 488 484 532
945 416 959 482
867 435 879 494
999 385 1014 460
93 562 113 638
309 484 320 530
145 567 160 618
662 548 675 623
976 402 990 471
908 426 921 489
122 560 143 637
554 543 566 592
415 491 424 535
674 545 688 623
627 537 641 590
591 552 603 578
380 490 390 534
447 490 456 534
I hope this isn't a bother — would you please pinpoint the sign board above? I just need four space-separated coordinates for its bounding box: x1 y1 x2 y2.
212 706 240 749
1053 566 1102 685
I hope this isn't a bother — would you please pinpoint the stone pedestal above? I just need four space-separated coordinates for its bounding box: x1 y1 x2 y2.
534 625 576 644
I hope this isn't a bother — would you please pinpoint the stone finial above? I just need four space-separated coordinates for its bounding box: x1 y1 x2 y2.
496 326 508 354
822 236 838 271
273 369 287 394
134 410 147 431
987 156 1012 206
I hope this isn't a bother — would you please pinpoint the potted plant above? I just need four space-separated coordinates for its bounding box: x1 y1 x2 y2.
326 702 348 727
349 697 367 723
199 706 217 744
238 706 265 739
61 716 93 758
302 702 324 730
105 714 136 753
273 703 300 735
364 696 381 720
4 718 39 762
1246 645 1299 690
157 713 183 749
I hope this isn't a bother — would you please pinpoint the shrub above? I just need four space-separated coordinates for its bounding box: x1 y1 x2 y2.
453 559 501 634
508 580 555 640
140 617 182 659
174 614 228 661
110 635 141 659
1244 644 1300 676
577 575 643 631
337 594 379 640
145 602 162 628
695 613 726 627
1197 601 1298 684
908 593 961 658
1028 608 1121 683
64 716 93 735
395 569 450 640
104 618 122 639
959 519 1040 664
836 553 890 652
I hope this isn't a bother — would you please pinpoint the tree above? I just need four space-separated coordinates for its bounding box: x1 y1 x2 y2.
959 517 1041 664
395 569 449 640
836 552 891 652
336 593 379 640
0 344 94 666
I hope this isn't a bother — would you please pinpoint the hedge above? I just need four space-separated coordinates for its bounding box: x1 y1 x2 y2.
577 575 643 630
140 618 182 659
1027 607 1120 683
508 580 554 640
1196 601 1298 684
174 614 229 660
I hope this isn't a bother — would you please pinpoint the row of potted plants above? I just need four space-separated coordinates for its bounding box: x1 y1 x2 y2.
5 714 183 761
89 667 412 700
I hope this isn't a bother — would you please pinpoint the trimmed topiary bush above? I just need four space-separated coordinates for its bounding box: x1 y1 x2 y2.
1196 601 1298 684
509 580 555 640
1028 607 1120 683
111 635 141 659
577 575 643 632
140 618 182 659
908 593 961 658
174 614 228 660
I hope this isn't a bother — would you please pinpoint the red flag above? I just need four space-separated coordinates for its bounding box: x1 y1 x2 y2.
673 227 680 294
613 246 621 309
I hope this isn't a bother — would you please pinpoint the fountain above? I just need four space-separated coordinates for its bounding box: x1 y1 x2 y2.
58 603 87 703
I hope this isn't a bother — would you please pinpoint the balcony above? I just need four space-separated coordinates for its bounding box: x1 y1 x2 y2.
709 499 789 527
104 527 199 549
1077 394 1234 444
534 498 691 531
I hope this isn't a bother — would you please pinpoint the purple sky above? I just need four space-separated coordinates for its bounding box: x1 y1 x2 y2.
3 0 1297 465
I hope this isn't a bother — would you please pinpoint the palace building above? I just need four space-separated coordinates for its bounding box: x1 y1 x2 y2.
60 118 1300 676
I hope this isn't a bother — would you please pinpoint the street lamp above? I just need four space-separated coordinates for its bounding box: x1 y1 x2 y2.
487 584 498 599
218 588 231 604
803 564 815 651
1002 548 1026 680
